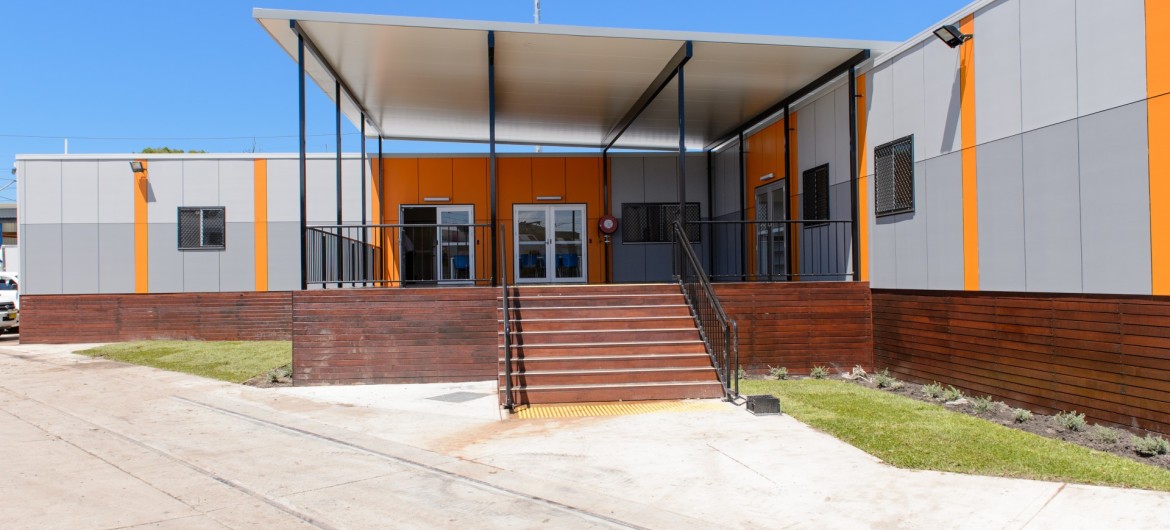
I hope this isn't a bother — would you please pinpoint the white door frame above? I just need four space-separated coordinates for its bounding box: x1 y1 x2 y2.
399 204 474 285
755 180 787 278
512 204 588 284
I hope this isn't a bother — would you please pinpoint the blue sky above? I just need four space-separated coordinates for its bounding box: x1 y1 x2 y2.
0 0 971 203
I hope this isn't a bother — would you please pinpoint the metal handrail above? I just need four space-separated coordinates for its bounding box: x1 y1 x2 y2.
672 220 739 400
499 223 514 412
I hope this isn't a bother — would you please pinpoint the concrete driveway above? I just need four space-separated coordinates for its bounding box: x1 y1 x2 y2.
2 344 1169 529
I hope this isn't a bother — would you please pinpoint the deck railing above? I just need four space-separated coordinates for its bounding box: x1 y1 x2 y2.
672 220 739 400
692 219 855 283
499 223 515 411
305 223 492 288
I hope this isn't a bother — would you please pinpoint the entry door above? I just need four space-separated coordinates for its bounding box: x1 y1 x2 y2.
514 205 586 283
755 181 787 278
400 205 474 284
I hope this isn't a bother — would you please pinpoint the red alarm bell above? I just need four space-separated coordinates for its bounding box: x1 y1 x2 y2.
598 215 618 235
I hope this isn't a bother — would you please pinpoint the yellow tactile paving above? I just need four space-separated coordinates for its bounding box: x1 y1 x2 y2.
513 400 725 419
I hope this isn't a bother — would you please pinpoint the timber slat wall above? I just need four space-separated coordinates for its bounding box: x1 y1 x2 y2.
292 287 498 384
20 292 293 344
874 289 1170 434
713 282 872 374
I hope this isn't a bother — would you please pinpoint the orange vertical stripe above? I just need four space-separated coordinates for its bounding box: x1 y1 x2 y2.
856 73 870 282
133 160 149 293
1149 0 1170 98
960 14 979 291
1150 1 1170 294
253 159 269 292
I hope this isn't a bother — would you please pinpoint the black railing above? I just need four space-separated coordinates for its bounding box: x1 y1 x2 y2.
672 220 739 400
499 223 514 411
693 219 854 282
305 223 492 288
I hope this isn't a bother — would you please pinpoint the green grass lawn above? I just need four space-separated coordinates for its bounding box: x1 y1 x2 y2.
77 340 292 383
741 378 1170 491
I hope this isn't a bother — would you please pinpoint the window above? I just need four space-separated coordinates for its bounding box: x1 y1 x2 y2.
874 135 915 216
621 202 701 243
178 207 226 250
802 164 830 225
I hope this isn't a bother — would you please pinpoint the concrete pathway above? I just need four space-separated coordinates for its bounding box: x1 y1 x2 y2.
2 344 1168 529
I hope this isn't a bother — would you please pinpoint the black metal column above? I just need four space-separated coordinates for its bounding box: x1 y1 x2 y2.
783 104 792 283
488 31 498 287
296 26 308 291
360 115 368 286
738 132 746 281
676 63 686 279
335 79 343 288
848 66 861 282
377 137 384 224
706 149 714 273
602 147 611 284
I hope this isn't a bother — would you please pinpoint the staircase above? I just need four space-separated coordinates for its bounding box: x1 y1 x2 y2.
498 283 724 406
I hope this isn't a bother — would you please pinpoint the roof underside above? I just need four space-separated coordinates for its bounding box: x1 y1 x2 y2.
255 9 895 151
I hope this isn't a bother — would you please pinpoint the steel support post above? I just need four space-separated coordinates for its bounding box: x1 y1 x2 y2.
335 79 343 288
677 63 687 281
360 116 368 286
488 31 498 287
848 66 861 282
296 27 308 291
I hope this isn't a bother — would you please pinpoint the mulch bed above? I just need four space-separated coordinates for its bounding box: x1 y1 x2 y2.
771 371 1170 472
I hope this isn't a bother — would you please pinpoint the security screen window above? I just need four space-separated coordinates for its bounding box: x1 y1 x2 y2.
621 202 701 243
802 164 830 226
874 135 915 217
178 207 226 250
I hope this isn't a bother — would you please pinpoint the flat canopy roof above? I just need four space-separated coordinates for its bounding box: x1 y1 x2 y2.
255 9 896 151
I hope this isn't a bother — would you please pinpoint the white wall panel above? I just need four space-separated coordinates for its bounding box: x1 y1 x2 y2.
1020 0 1078 132
97 161 135 224
922 35 963 159
833 85 852 187
219 160 254 223
890 44 926 161
1075 0 1147 116
146 161 183 224
266 159 300 223
182 160 219 206
23 161 61 225
306 159 338 224
974 0 1023 145
866 65 894 158
61 161 99 224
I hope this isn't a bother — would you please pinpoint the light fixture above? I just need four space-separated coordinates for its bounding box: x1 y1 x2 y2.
934 25 972 48
129 160 145 173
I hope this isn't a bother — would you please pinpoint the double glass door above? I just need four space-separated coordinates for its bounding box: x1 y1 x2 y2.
514 205 586 283
755 181 788 278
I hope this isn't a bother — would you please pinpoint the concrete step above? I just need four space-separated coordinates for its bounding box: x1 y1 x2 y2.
499 353 713 371
500 328 700 345
500 293 683 308
499 340 707 356
499 367 717 387
501 305 693 319
500 381 725 405
499 315 695 332
507 283 680 296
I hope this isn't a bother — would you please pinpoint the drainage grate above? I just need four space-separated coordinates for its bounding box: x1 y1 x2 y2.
426 391 490 403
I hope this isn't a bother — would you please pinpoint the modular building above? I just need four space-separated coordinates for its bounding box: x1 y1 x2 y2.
16 0 1170 431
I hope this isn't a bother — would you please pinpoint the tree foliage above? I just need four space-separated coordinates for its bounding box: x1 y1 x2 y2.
140 146 207 154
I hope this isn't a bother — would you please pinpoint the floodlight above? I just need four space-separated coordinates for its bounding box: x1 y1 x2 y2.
129 161 145 173
934 25 972 48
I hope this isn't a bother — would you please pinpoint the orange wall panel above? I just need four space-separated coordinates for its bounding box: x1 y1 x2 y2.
385 158 419 222
134 160 149 293
565 157 602 214
531 157 566 199
418 158 453 201
498 158 533 210
1150 0 1170 98
453 158 490 220
960 14 980 291
856 73 870 282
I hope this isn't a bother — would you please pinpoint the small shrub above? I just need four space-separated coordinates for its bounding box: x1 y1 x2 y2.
851 365 867 378
922 382 944 400
737 366 746 381
873 369 903 390
768 366 788 380
1091 425 1119 445
941 385 964 402
971 395 994 414
1012 408 1033 423
810 365 829 379
1054 411 1087 432
1133 435 1170 457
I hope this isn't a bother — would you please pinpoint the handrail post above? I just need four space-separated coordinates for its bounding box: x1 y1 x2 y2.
499 223 514 412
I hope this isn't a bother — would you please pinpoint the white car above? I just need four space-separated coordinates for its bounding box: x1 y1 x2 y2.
0 272 18 334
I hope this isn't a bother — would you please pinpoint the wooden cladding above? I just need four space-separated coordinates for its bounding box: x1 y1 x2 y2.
714 282 872 374
20 292 293 344
292 287 498 385
874 289 1170 435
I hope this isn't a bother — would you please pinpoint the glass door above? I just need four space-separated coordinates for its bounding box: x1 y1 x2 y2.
755 181 787 279
437 206 473 283
401 205 473 285
514 205 587 283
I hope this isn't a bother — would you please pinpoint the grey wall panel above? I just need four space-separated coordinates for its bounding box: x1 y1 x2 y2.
219 160 255 223
867 64 894 158
642 157 676 203
798 101 817 182
612 240 645 283
97 161 135 224
182 160 219 206
22 224 62 295
147 161 183 224
832 85 851 187
183 250 220 292
23 161 61 225
890 44 926 161
1022 121 1082 293
684 154 708 212
306 159 339 224
1078 102 1151 295
974 0 1023 145
922 35 962 159
611 157 644 203
61 161 99 224
1075 0 1147 116
61 224 100 294
712 144 741 218
976 136 1026 292
871 216 898 289
892 162 928 289
267 159 301 223
267 221 301 291
148 224 184 293
816 86 837 169
643 246 672 282
342 158 365 224
1020 0 1078 132
219 223 255 292
924 152 964 290
98 223 136 294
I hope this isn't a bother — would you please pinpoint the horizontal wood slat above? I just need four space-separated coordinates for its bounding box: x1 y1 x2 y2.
21 292 292 344
713 282 873 375
874 289 1170 435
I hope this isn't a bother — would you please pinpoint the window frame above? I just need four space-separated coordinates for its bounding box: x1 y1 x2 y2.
873 135 916 217
177 206 227 251
620 202 702 244
801 163 831 227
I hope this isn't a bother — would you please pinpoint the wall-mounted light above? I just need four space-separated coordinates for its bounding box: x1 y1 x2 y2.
129 160 145 173
758 173 775 182
535 196 562 201
933 25 972 48
423 197 450 202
